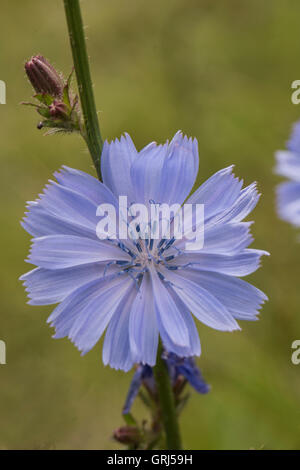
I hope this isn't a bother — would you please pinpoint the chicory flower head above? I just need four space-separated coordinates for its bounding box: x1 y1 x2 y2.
20 131 268 371
275 121 300 228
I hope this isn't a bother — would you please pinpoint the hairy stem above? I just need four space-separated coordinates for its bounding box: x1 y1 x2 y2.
63 0 103 179
153 342 182 450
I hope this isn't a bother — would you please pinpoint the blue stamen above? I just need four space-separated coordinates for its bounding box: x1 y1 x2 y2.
149 238 154 251
135 242 142 253
164 237 175 250
158 238 167 249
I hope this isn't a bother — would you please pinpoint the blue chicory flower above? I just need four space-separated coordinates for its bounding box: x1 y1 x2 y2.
275 121 300 228
20 131 268 371
123 353 210 414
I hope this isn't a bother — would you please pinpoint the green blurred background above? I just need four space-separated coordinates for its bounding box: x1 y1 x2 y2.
1 0 300 449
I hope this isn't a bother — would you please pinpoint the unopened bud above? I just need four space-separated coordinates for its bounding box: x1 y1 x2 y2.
49 100 69 119
25 55 63 97
113 426 141 446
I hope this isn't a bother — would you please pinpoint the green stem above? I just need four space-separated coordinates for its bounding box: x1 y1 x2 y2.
63 0 103 179
153 341 182 450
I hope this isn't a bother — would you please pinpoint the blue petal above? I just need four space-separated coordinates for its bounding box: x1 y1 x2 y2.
202 223 253 254
167 288 201 356
22 168 118 239
178 269 267 320
171 249 269 277
101 134 138 202
28 235 131 269
275 151 300 182
167 354 210 394
36 181 102 227
122 366 144 414
49 274 134 354
54 166 118 206
21 204 97 239
153 291 200 358
149 266 191 348
19 263 119 305
68 277 133 354
161 267 240 331
186 166 243 219
207 182 260 225
131 131 198 206
176 222 253 255
129 273 159 366
102 287 137 371
276 181 300 227
159 132 198 205
130 141 168 205
122 365 153 414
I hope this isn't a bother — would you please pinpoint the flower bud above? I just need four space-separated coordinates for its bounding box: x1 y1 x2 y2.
113 426 141 446
25 55 63 97
49 100 69 120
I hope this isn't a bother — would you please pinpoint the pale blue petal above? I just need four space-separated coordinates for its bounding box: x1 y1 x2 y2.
19 263 119 305
156 315 193 357
149 266 191 348
21 204 97 239
102 286 137 371
48 278 110 336
275 151 300 182
202 222 253 254
69 277 133 355
172 249 269 277
131 141 167 205
129 273 159 366
167 288 201 356
186 166 243 219
28 235 130 269
277 181 300 227
131 131 197 206
101 134 138 202
36 181 99 227
177 269 267 320
122 366 144 414
49 275 133 354
158 132 198 205
161 267 240 331
207 183 260 225
176 222 253 255
22 168 118 239
54 166 118 206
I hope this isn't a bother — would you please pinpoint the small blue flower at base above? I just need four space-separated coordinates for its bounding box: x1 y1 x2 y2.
165 352 210 395
275 120 300 229
20 131 269 371
123 353 210 415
